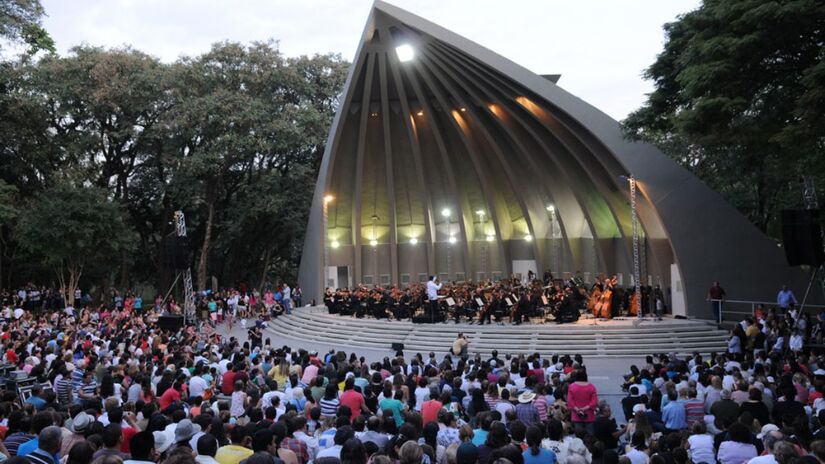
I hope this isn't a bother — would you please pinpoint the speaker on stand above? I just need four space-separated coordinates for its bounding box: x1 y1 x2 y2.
782 209 825 309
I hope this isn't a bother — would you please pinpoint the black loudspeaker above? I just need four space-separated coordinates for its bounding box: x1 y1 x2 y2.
166 236 191 270
782 209 825 267
157 315 185 331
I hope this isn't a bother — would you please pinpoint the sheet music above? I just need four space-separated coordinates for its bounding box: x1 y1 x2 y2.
541 295 549 305
446 297 456 306
475 298 484 306
505 297 513 306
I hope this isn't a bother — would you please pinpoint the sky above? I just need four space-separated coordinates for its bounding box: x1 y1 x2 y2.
38 0 701 121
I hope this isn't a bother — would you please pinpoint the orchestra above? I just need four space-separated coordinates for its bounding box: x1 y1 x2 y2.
321 271 659 324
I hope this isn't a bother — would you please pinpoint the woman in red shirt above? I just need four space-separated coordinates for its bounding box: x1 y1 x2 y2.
567 369 598 436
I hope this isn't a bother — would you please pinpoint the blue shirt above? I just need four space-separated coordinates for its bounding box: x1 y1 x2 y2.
25 395 46 411
471 429 488 446
777 290 797 308
662 400 687 430
523 448 556 464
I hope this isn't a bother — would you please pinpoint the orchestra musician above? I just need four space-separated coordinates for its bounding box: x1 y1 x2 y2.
426 275 442 322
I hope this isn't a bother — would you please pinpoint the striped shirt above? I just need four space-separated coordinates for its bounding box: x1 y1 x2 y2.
319 398 339 417
70 369 85 393
25 448 57 464
56 378 73 405
4 432 34 456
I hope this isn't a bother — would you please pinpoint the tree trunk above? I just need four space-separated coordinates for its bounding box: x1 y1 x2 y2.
197 200 215 291
258 247 271 290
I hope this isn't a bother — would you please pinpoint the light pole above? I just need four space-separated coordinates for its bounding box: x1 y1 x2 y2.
477 210 486 280
442 208 452 280
322 194 334 290
546 204 558 276
371 215 379 283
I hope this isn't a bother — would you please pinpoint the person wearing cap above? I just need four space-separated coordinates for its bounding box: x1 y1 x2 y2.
153 430 173 460
123 431 156 464
60 411 92 458
749 426 784 464
515 391 540 428
171 419 201 453
621 385 644 422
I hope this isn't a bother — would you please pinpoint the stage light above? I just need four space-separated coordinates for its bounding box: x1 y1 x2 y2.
486 234 494 242
370 239 378 247
410 237 418 245
416 110 424 116
448 235 457 244
396 44 414 62
323 194 335 204
331 240 339 249
475 210 485 217
370 112 379 117
441 208 451 218
524 234 533 242
460 107 466 112
546 204 554 212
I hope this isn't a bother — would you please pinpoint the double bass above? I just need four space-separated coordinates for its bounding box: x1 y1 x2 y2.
593 275 617 319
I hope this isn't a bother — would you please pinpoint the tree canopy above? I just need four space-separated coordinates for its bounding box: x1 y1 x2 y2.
623 0 825 235
0 40 348 297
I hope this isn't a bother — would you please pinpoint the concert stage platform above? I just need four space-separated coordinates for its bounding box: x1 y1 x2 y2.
266 306 728 357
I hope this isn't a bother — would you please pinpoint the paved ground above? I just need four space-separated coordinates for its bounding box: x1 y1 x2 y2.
217 317 641 423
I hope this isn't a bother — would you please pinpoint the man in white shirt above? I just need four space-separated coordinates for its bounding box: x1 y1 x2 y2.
282 284 292 315
317 426 355 460
188 367 209 400
426 275 442 320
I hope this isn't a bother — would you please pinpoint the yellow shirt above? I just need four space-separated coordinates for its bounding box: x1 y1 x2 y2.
215 445 253 464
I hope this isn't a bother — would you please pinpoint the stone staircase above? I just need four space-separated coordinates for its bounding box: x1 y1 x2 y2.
264 307 729 357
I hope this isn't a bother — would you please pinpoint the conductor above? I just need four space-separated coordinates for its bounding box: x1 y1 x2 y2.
426 275 442 322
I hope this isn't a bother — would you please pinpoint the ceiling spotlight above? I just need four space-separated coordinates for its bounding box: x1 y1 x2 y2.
546 204 554 212
396 44 415 62
416 110 424 116
448 235 457 244
524 234 533 242
410 237 418 245
370 239 378 247
331 240 340 249
441 208 451 218
460 107 466 112
370 112 378 117
323 194 335 204
475 210 485 217
486 234 494 242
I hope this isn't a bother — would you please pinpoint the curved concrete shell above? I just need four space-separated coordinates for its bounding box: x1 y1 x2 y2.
299 1 810 318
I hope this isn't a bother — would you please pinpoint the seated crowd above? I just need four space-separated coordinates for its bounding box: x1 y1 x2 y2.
0 283 825 464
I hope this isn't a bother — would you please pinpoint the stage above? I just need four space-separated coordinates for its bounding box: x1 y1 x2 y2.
265 306 728 357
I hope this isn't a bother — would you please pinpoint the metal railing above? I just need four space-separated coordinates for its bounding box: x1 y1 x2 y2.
710 298 814 325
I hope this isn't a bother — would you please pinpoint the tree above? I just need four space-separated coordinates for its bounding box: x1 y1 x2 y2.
623 0 825 235
16 185 134 306
0 0 54 54
0 179 17 287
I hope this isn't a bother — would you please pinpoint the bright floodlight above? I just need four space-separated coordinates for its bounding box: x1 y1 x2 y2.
410 237 418 245
448 235 457 244
546 204 555 212
370 239 378 247
524 234 533 242
331 240 340 249
396 44 415 62
486 234 494 242
323 194 335 204
441 208 451 218
475 210 485 217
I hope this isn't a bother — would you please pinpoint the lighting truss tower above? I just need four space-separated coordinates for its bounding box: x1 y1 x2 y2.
630 177 643 319
173 211 197 324
800 177 824 311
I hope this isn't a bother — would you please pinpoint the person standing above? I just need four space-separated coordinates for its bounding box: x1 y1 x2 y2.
567 370 598 436
426 276 442 321
707 281 726 322
776 285 797 313
281 284 292 315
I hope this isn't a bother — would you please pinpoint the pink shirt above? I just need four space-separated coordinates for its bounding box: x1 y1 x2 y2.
567 382 598 423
